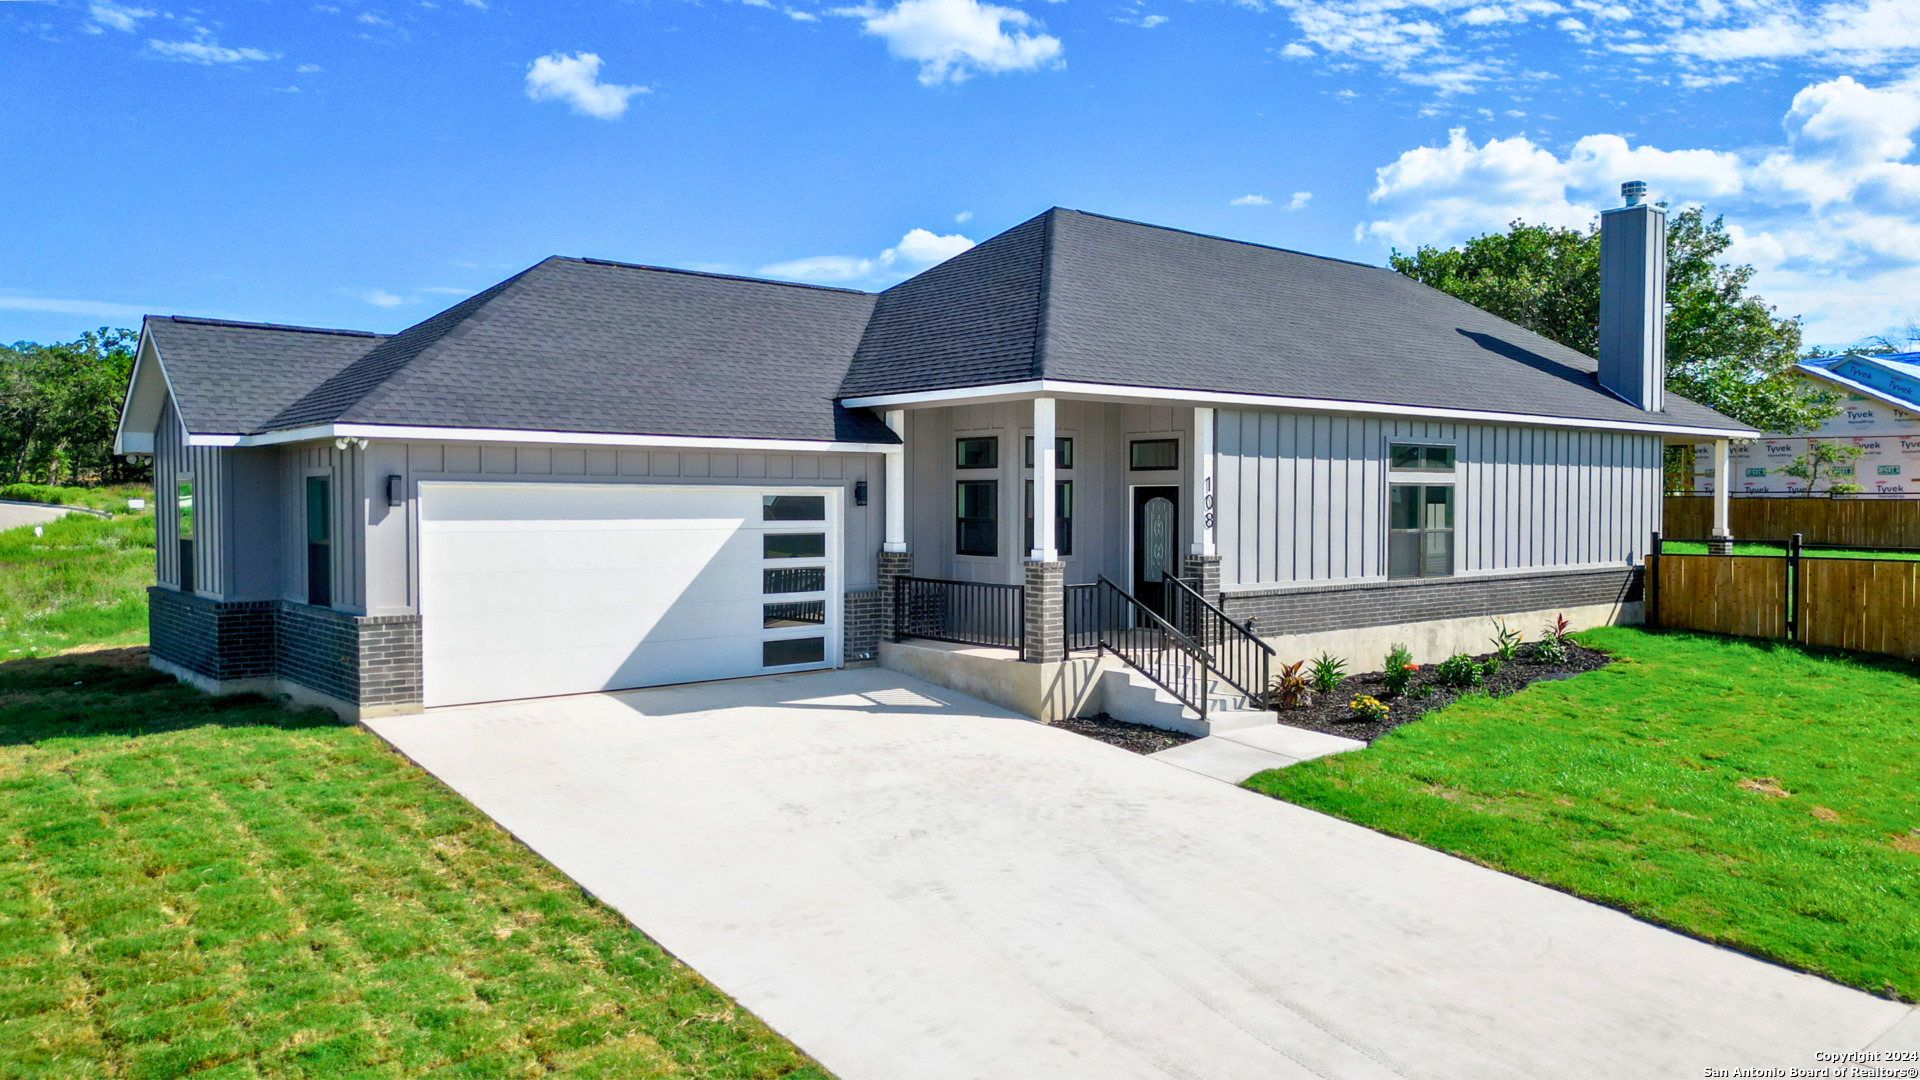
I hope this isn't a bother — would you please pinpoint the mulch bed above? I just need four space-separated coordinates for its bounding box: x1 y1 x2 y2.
1272 643 1612 743
1043 713 1199 755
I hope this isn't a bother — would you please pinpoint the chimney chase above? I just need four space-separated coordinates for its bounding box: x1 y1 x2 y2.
1598 179 1666 412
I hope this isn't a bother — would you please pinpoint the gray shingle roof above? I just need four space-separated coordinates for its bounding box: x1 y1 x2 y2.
144 317 387 435
840 208 1746 432
156 259 893 444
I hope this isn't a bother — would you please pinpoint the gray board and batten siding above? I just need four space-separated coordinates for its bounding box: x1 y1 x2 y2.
362 440 886 616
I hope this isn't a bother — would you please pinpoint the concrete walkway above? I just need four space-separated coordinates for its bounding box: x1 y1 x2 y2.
370 669 1915 1080
1152 724 1366 783
0 500 77 531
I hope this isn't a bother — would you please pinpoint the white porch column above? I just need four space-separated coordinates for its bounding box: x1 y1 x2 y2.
1711 437 1732 542
1191 406 1216 556
1029 397 1057 561
883 409 907 553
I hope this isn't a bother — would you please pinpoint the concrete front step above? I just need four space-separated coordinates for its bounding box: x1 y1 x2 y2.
1098 667 1273 738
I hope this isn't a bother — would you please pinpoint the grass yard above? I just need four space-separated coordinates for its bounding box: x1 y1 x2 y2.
0 650 826 1079
1 483 153 514
1662 539 1920 560
0 511 155 659
1247 627 1920 1003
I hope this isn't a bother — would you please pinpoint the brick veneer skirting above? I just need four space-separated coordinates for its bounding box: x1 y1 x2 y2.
1219 566 1645 637
148 588 422 710
844 587 882 664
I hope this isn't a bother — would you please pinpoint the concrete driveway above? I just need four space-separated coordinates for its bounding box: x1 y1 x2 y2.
0 500 78 531
369 668 1915 1080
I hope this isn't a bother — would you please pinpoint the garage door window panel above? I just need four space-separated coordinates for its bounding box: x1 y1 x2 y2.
765 533 827 559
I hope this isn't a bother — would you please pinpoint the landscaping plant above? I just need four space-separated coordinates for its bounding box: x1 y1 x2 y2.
1490 617 1523 662
1348 695 1390 724
1308 651 1348 694
1381 644 1417 696
1435 653 1484 689
1269 660 1313 709
1531 614 1573 663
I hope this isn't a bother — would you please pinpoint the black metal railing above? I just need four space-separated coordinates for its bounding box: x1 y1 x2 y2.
1164 575 1272 705
893 576 1025 651
1086 576 1214 723
1065 582 1104 652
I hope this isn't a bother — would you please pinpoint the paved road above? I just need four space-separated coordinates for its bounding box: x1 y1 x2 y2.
0 500 77 531
371 668 1916 1080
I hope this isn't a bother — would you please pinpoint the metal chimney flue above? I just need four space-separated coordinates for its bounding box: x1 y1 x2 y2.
1598 179 1665 412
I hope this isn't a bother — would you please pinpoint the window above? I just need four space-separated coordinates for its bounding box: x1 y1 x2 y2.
1390 444 1456 471
1023 480 1073 557
956 480 998 556
1023 436 1073 469
764 567 826 594
763 637 826 667
763 494 826 521
1389 484 1454 579
1129 439 1178 471
764 601 826 628
956 437 998 469
764 533 826 559
176 475 195 594
305 476 331 607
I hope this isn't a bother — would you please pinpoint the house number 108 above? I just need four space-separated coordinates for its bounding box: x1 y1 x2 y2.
1203 477 1215 529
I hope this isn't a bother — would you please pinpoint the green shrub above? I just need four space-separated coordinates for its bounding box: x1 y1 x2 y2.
1308 651 1348 694
1490 617 1522 661
1530 636 1570 664
1382 643 1416 696
1435 653 1484 688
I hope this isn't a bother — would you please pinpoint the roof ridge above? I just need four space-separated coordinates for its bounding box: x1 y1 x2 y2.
156 315 386 339
1056 207 1391 273
1030 208 1059 381
570 256 878 297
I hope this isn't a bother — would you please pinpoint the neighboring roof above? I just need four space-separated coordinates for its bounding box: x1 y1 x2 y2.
840 208 1749 433
152 258 893 445
143 316 387 435
1799 352 1920 414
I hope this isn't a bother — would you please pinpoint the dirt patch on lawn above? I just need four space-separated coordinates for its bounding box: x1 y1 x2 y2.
1269 643 1612 744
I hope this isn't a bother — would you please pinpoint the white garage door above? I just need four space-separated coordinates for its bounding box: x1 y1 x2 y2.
419 482 840 707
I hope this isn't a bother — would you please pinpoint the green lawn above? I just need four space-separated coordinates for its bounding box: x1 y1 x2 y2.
0 511 155 659
1246 627 1920 1003
0 651 826 1079
2 483 153 514
1662 539 1920 560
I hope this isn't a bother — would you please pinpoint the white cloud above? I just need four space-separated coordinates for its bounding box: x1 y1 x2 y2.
759 227 976 283
297 63 323 73
0 295 152 319
359 289 405 308
1230 194 1271 206
88 2 154 33
834 0 1062 85
1662 0 1920 66
525 52 648 120
788 7 821 19
955 210 974 222
357 11 392 26
463 0 487 7
149 39 278 64
1286 190 1313 210
1361 73 1920 342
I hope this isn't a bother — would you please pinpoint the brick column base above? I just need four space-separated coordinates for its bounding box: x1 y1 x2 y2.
1181 553 1222 607
1707 536 1734 555
877 550 914 642
1023 560 1065 664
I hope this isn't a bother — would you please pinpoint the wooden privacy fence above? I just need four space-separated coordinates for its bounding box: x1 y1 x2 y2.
1648 534 1920 663
1664 495 1920 548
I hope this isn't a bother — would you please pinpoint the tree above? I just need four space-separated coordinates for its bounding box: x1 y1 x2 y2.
1390 207 1838 435
0 327 146 486
1776 440 1865 496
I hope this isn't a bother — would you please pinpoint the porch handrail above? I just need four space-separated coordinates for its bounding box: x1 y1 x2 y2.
1163 575 1272 705
1090 575 1213 724
893 575 1025 651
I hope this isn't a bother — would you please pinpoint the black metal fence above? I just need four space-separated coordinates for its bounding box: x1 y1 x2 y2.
893 576 1025 651
1084 576 1216 723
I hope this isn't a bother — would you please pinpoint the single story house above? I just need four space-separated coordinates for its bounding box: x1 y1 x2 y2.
116 193 1756 723
1689 351 1920 496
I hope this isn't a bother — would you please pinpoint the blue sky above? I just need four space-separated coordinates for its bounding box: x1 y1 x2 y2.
5 0 1919 348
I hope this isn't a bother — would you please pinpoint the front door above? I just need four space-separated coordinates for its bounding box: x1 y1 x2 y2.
1132 486 1180 619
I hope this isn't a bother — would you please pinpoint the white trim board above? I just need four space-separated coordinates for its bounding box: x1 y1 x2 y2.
839 379 1760 440
185 423 900 454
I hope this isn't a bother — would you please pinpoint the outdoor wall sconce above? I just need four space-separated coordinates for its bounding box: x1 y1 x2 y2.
854 480 868 507
386 475 404 507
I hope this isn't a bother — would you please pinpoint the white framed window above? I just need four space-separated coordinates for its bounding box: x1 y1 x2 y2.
1386 441 1457 579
